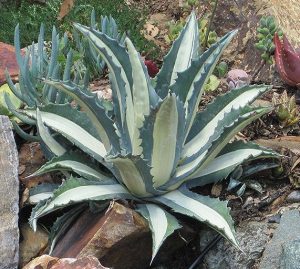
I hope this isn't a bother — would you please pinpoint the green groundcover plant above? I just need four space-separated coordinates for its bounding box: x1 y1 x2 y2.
16 12 279 262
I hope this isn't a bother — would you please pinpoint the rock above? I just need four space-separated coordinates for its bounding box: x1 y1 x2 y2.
22 255 59 269
286 191 300 203
227 69 251 90
18 142 52 189
50 256 109 269
52 202 150 268
0 116 19 269
268 214 281 224
259 210 300 269
281 239 300 269
19 223 49 267
22 255 108 269
202 221 270 269
0 42 20 86
52 202 196 269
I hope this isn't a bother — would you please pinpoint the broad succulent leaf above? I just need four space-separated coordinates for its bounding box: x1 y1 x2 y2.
154 187 238 248
107 154 164 197
141 94 185 188
29 183 59 204
30 152 113 181
171 30 237 139
20 105 107 164
125 37 157 155
183 85 271 160
137 204 181 263
156 11 199 98
42 80 120 153
74 23 134 150
186 141 281 188
30 176 135 231
36 108 67 157
166 105 271 190
49 204 87 254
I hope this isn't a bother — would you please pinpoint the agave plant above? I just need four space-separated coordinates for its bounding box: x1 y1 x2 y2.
274 33 300 87
18 12 279 262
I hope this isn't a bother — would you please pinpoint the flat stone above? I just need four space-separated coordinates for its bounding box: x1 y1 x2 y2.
281 239 300 269
259 210 300 269
0 116 19 269
286 191 300 203
18 142 52 189
202 221 270 269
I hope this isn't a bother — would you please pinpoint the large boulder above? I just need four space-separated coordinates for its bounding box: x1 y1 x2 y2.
52 202 196 269
0 116 19 269
259 210 300 269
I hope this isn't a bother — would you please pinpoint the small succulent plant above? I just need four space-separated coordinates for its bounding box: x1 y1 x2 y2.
199 17 219 49
14 12 280 263
166 19 186 44
204 74 220 92
274 34 300 87
255 16 282 64
5 12 126 141
166 16 219 50
272 90 299 127
214 61 228 78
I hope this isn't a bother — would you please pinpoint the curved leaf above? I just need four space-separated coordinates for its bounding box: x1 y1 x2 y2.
156 11 199 98
186 141 280 188
43 80 119 153
154 187 239 248
166 105 271 189
74 23 134 152
30 151 113 181
36 108 66 157
137 203 181 263
107 154 163 197
30 177 134 230
20 106 107 164
185 85 271 152
141 94 185 188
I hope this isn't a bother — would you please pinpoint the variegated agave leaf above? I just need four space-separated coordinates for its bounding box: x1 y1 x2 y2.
21 11 281 264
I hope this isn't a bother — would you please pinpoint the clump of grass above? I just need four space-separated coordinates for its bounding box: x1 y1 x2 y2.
0 0 158 57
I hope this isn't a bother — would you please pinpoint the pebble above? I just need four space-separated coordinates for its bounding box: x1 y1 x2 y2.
286 191 300 203
268 214 282 224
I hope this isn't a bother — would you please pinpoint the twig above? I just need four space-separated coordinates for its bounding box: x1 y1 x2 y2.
203 0 219 49
252 60 266 82
188 234 222 269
